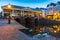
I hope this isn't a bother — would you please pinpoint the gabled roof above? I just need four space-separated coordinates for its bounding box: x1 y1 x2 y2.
40 8 47 10
31 8 40 11
11 5 25 9
31 8 46 11
2 4 47 11
47 3 56 7
12 5 41 11
2 4 42 11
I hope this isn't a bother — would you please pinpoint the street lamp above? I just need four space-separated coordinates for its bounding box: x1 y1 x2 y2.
7 4 12 24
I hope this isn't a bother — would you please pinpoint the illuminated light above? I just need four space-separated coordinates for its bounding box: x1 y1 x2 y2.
50 30 53 32
7 4 12 9
40 28 42 30
39 30 42 33
53 15 57 19
8 5 11 8
29 29 32 32
54 13 57 15
57 28 60 31
48 16 50 18
37 34 41 35
53 25 57 28
47 16 53 19
40 14 42 16
53 13 57 20
53 12 60 20
53 30 57 33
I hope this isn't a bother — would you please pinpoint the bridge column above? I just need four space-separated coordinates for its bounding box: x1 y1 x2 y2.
22 10 24 16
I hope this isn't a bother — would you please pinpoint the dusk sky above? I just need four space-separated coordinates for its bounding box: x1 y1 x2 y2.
0 0 60 12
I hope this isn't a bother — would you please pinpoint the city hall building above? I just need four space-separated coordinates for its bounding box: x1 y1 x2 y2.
1 4 45 18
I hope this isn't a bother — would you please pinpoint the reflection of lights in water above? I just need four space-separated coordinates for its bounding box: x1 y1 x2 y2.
42 33 48 36
53 30 57 33
40 28 43 30
39 30 42 33
33 34 41 39
39 28 43 32
33 33 48 39
37 34 41 35
29 29 32 32
57 28 60 31
53 25 57 28
53 25 60 32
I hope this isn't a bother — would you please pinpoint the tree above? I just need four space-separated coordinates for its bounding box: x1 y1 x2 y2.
57 1 60 5
35 7 40 10
47 4 50 7
47 3 56 7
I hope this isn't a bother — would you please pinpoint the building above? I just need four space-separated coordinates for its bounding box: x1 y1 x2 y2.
46 1 60 21
40 8 47 18
1 1 60 20
1 4 43 18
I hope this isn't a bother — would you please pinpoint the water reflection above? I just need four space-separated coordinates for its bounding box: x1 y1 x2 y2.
19 25 60 38
15 17 60 38
48 25 60 33
45 25 60 38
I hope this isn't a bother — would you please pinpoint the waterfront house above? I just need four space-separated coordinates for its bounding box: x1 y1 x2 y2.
46 1 60 21
1 4 44 18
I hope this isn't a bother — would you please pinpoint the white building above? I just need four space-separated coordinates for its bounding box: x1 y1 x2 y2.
1 4 43 18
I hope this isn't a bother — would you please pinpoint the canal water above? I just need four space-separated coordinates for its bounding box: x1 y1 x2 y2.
19 25 60 37
15 16 60 39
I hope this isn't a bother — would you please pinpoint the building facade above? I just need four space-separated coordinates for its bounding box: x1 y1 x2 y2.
46 2 60 21
1 4 43 18
1 1 60 21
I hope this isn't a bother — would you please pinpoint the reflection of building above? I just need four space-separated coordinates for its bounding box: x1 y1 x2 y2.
1 4 43 18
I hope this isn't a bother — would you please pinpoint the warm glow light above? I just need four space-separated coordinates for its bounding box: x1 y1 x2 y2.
40 14 42 16
40 28 43 30
54 13 57 15
39 28 43 33
53 25 57 28
48 16 51 18
47 16 52 19
57 28 60 31
39 30 42 33
53 30 57 33
53 12 60 20
7 4 12 9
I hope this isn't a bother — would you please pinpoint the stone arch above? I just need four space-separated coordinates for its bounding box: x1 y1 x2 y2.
25 17 32 28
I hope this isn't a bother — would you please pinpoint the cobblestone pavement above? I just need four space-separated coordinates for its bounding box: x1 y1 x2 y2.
0 19 31 40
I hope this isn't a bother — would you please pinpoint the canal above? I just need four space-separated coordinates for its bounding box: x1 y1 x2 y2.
14 16 60 39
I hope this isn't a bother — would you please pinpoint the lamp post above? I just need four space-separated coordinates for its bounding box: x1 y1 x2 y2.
7 4 12 24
